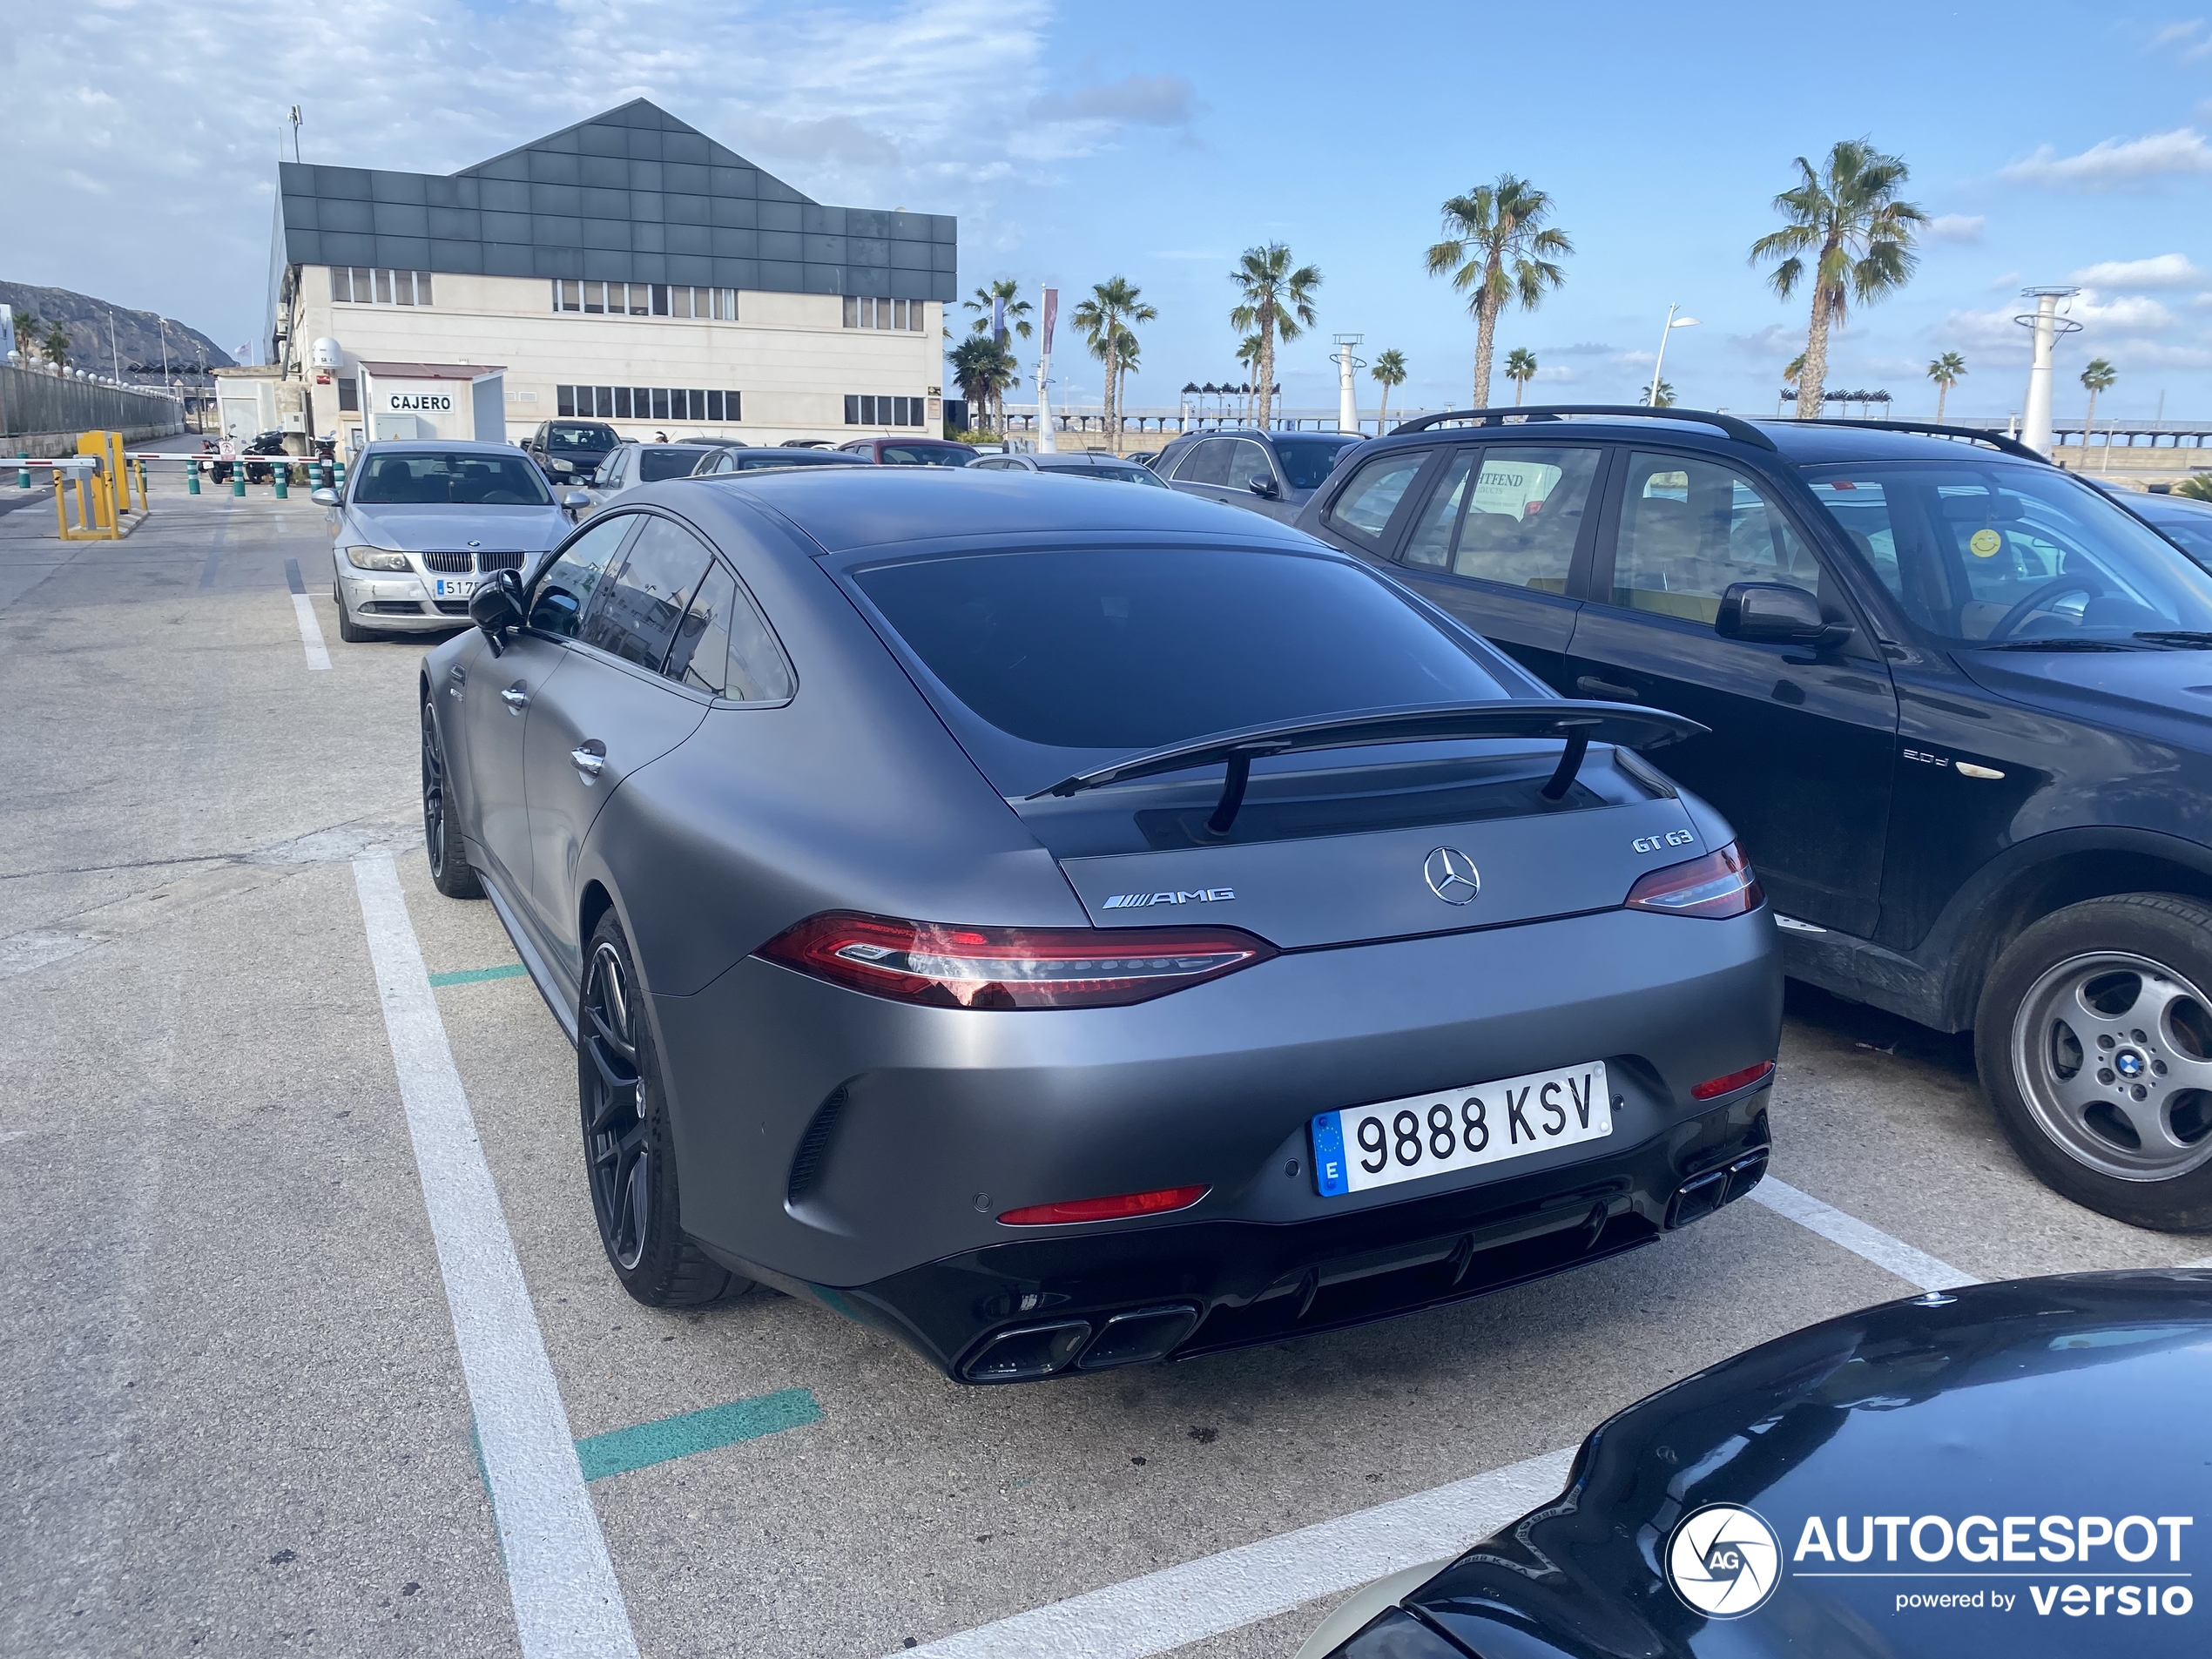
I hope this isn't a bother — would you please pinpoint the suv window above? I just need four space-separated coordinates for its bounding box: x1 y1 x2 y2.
579 516 713 669
1272 435 1359 490
1225 440 1276 491
1608 450 1820 624
547 423 617 452
665 561 795 700
1173 440 1233 486
638 447 704 483
1325 449 1430 543
1405 446 1600 592
529 514 635 637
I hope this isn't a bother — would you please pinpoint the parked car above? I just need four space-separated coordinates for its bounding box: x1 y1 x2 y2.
969 451 1170 487
525 419 621 484
574 442 726 516
315 442 585 642
1152 428 1364 522
1298 405 2212 1230
2123 486 2212 570
427 468 1780 1381
1298 1269 2212 1659
691 447 871 475
835 435 978 466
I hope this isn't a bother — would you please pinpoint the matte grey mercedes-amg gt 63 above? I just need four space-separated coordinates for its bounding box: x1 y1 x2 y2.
425 468 1782 1383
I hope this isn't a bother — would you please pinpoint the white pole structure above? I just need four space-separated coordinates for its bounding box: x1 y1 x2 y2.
2014 287 2080 457
1333 334 1364 434
1648 305 1698 407
1035 287 1059 454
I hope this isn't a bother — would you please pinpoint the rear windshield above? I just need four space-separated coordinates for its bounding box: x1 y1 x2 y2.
547 424 617 451
1273 435 1361 490
2146 504 2212 569
355 452 553 506
852 547 1510 771
638 448 705 482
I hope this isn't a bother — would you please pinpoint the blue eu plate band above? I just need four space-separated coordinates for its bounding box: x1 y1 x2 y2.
1312 1111 1350 1197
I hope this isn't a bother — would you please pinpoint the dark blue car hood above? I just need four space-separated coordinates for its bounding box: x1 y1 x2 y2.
1395 1271 2212 1658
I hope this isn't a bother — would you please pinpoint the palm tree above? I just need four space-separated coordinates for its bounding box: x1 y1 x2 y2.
39 320 71 368
964 280 1034 344
1750 138 1927 419
1235 335 1263 425
2080 358 2117 465
1370 348 1407 434
1504 347 1539 407
948 335 1016 436
1926 352 1966 421
1640 379 1677 408
2175 475 2212 503
1424 177 1572 409
1071 277 1157 449
1229 243 1321 430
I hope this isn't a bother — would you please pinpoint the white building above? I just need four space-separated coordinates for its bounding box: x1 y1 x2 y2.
263 99 954 452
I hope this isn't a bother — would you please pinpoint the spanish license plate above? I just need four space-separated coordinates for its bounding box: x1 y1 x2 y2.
1312 1061 1612 1196
433 577 475 598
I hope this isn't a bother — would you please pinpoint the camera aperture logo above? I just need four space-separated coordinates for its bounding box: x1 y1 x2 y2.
1669 1504 1783 1618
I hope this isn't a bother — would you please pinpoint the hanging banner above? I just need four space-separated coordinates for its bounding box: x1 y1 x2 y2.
1040 288 1058 357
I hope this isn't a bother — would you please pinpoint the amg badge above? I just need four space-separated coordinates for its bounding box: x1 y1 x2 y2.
1102 888 1236 908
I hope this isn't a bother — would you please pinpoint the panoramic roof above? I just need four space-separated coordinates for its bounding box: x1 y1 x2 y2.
274 98 955 302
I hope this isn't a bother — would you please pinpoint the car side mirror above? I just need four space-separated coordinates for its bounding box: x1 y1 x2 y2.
309 487 341 507
1247 474 1280 498
1716 582 1852 651
560 489 591 510
469 568 527 657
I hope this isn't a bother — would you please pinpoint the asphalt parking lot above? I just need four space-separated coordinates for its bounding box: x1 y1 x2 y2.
4 488 2208 1659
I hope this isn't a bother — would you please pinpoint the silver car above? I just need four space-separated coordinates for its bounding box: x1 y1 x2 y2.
575 441 731 517
970 452 1170 487
317 442 585 641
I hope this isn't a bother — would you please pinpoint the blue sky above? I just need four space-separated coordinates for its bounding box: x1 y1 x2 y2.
6 1 2208 421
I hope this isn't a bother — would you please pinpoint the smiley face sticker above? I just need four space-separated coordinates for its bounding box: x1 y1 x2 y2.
1969 528 2003 557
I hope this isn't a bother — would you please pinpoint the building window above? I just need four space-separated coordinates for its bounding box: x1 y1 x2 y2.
843 296 923 332
334 267 432 307
551 281 736 320
337 377 360 413
845 395 925 427
556 385 739 423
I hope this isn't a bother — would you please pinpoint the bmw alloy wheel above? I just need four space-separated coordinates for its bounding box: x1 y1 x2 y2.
583 940 652 1270
2011 949 2212 1183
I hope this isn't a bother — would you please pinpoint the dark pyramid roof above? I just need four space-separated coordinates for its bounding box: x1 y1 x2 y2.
274 98 953 302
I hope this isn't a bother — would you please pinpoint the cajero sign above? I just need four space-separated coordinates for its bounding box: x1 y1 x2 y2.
380 385 456 414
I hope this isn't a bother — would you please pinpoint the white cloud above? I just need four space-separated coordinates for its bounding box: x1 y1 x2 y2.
1927 213 1986 243
1986 271 2023 290
2000 127 2212 187
2066 253 2204 287
2071 289 2178 328
2151 19 2204 47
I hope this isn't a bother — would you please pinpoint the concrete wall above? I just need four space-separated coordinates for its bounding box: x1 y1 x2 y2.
285 268 941 446
1 361 185 441
2050 441 2211 488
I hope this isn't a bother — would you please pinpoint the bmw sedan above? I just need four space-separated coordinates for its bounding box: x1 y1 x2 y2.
422 468 1782 1382
320 442 583 641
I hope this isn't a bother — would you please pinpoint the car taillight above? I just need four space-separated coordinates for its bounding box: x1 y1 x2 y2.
998 1185 1209 1225
1692 1060 1775 1100
755 913 1276 1008
1625 842 1764 919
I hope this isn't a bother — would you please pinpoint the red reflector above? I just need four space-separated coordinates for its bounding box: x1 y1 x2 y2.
755 912 1275 1008
1692 1061 1775 1101
999 1185 1209 1226
1624 842 1764 920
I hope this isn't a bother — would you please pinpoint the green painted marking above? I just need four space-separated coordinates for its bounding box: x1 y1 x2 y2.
428 963 528 988
574 1387 822 1482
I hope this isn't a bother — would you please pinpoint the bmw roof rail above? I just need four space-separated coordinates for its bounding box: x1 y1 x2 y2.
1390 404 1777 451
1778 417 2049 463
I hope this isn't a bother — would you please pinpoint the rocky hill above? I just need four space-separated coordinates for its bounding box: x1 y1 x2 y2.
1 281 233 380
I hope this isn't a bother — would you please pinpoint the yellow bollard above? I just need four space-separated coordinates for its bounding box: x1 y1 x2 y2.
135 456 149 512
51 469 68 538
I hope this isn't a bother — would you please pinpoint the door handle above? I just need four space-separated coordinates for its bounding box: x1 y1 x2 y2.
501 684 529 711
1576 676 1642 702
570 745 605 779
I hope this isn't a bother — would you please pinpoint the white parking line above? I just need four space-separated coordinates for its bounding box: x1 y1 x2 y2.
352 854 639 1659
898 1447 1577 1659
1751 1177 1976 1291
292 593 331 671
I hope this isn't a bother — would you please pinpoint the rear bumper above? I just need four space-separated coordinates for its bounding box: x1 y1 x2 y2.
826 1090 1770 1381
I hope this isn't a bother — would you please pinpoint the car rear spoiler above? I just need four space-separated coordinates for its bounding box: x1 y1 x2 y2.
1031 700 1707 835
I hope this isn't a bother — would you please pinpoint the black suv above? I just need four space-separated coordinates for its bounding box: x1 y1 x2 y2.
525 419 620 484
1151 428 1362 522
1298 405 2212 1231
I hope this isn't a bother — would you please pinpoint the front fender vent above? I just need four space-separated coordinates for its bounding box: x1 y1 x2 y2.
786 1086 849 1205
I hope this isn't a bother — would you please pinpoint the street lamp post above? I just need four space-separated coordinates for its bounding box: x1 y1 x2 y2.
1649 305 1699 407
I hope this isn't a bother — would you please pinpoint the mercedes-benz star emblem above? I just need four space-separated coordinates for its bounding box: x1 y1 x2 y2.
1424 846 1481 905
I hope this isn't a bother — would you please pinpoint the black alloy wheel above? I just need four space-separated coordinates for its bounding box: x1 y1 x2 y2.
421 701 484 900
1977 892 2212 1232
578 914 751 1305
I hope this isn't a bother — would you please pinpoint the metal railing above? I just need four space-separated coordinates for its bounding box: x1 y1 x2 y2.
0 361 185 438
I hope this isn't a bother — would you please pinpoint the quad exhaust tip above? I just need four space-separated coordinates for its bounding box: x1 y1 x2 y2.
1666 1148 1770 1231
960 1303 1203 1383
